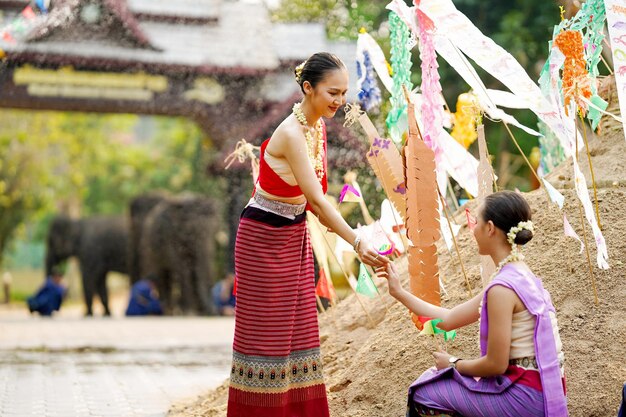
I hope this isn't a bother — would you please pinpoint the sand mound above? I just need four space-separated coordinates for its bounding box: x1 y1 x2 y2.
170 76 626 417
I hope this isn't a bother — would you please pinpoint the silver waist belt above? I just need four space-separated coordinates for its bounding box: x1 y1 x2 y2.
253 193 307 217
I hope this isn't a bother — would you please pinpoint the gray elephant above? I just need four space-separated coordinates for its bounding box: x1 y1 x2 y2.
128 193 167 283
137 194 219 315
45 215 129 316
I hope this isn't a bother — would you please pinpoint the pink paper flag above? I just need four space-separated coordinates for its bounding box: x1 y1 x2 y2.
339 184 361 203
563 214 584 254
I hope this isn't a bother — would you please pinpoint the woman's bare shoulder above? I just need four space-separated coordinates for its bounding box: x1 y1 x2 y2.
268 117 305 154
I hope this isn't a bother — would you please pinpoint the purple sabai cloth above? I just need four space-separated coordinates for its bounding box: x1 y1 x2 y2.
482 264 568 417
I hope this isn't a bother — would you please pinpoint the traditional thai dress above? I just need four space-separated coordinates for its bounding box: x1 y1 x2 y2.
227 124 330 417
407 264 568 417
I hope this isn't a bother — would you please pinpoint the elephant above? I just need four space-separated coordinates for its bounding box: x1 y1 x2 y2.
136 194 220 315
45 215 129 316
128 193 167 283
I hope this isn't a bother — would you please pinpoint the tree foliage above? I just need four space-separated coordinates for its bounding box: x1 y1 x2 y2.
0 110 221 270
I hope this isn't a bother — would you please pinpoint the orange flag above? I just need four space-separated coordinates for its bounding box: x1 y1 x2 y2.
315 268 336 302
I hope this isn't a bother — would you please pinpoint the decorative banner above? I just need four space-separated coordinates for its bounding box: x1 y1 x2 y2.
553 30 592 115
357 112 407 219
571 141 609 269
436 128 479 198
416 0 579 158
605 0 626 142
356 49 382 113
563 213 585 254
386 11 413 143
417 9 443 152
405 97 441 311
356 263 379 298
389 0 542 138
537 121 566 175
542 177 565 209
357 31 394 93
550 0 608 129
476 124 496 286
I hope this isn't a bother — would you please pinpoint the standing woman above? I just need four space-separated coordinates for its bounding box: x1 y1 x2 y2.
227 52 388 417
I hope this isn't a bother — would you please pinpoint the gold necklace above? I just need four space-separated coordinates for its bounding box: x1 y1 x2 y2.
292 103 325 182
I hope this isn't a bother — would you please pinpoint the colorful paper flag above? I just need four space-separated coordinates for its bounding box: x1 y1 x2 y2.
339 184 362 203
356 263 379 298
315 268 336 302
419 318 457 341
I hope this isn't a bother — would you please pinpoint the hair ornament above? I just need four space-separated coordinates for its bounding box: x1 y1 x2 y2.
507 221 534 246
295 60 306 83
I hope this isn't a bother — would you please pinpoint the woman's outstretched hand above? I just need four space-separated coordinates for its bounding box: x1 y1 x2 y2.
357 239 389 268
374 262 402 298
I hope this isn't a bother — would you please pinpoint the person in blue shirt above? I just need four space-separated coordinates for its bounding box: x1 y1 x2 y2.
125 275 163 316
212 273 236 316
27 270 67 316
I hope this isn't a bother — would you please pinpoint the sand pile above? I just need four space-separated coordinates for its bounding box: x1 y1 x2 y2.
170 77 626 417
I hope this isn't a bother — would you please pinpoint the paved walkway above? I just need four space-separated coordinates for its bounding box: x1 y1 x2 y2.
0 315 235 417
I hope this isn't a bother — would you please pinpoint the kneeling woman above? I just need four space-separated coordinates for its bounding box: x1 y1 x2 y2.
377 191 567 417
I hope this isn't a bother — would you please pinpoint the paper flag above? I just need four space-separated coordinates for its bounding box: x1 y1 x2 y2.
542 177 565 209
316 268 337 301
563 214 585 254
356 263 379 298
419 318 457 341
412 314 432 331
339 184 362 203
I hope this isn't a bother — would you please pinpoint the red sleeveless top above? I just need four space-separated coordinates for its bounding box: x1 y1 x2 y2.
253 122 328 203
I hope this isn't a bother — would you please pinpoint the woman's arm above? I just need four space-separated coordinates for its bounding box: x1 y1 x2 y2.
376 262 482 331
440 285 516 377
280 127 387 268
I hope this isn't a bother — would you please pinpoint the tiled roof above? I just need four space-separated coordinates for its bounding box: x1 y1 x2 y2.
127 0 221 20
0 1 357 97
